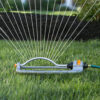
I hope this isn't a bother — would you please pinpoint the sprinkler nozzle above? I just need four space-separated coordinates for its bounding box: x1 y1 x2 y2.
14 64 17 68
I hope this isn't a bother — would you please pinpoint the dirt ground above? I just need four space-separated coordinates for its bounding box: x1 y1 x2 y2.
0 12 100 41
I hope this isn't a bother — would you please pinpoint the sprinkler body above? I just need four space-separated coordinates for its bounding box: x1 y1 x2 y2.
15 57 88 74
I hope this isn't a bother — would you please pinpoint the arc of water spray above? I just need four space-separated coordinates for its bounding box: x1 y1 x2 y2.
47 0 79 59
0 0 98 61
6 0 31 58
0 0 23 50
28 0 36 57
40 0 42 57
20 0 34 59
48 0 88 59
0 0 34 59
43 0 50 57
55 8 100 61
49 0 94 60
0 27 24 59
44 0 58 56
34 0 39 57
13 0 32 58
52 0 98 61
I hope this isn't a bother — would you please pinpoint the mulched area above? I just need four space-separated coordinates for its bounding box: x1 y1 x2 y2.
0 12 100 41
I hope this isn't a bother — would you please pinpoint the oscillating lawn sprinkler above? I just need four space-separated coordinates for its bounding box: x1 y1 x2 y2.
14 57 100 74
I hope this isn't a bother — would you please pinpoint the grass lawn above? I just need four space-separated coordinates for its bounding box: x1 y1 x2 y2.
0 39 100 100
9 10 78 16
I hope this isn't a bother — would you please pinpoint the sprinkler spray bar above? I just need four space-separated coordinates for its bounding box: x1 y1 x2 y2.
14 57 100 74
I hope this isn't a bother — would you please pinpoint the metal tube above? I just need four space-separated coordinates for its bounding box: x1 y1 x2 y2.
16 70 82 74
21 57 67 67
21 66 67 69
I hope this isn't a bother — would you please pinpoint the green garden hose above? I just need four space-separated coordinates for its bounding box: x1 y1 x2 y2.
91 65 100 68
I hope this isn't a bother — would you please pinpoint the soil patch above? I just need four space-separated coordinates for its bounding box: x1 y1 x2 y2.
0 12 100 41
